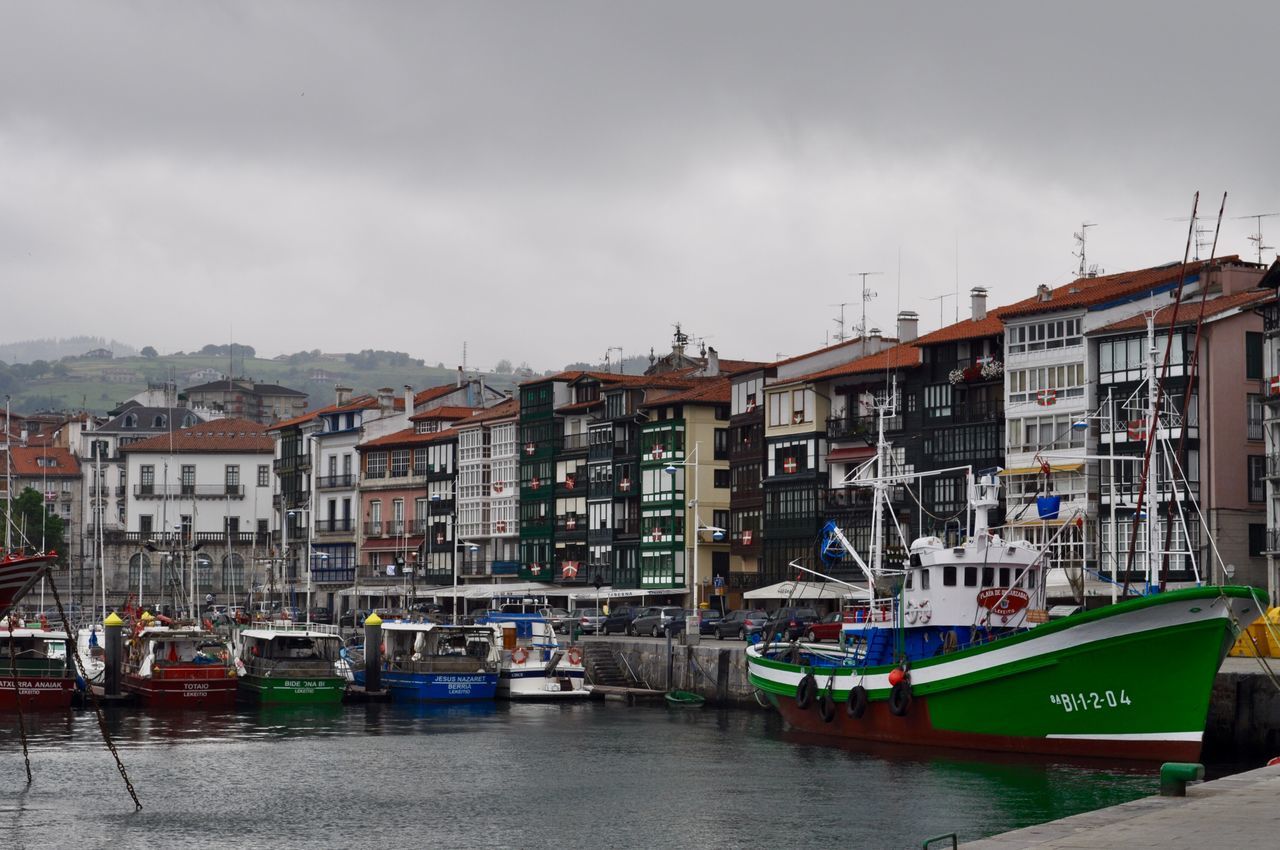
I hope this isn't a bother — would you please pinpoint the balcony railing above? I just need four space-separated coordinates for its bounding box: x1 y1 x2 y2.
317 474 355 489
135 484 245 499
363 522 385 536
273 456 311 472
428 498 456 515
562 433 590 452
459 561 492 578
825 415 874 442
614 517 641 536
555 516 588 535
1266 454 1280 480
315 518 354 534
1265 527 1280 555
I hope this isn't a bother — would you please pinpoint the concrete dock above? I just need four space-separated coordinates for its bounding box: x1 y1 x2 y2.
960 763 1280 848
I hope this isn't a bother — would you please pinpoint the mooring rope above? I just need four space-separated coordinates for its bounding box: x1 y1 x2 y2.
6 615 33 784
47 577 142 811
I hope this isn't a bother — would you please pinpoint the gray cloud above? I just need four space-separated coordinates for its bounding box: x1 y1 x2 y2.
1 2 1276 370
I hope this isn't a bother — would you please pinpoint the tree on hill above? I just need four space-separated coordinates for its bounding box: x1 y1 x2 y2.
141 346 158 358
1 488 67 566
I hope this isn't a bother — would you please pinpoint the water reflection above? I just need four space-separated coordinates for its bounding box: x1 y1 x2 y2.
0 702 1165 850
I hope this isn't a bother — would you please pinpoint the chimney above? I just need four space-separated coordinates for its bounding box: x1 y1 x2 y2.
376 387 394 414
456 366 464 388
970 287 988 321
335 385 352 406
404 385 414 414
705 346 720 377
896 311 919 343
1036 284 1052 303
868 327 882 348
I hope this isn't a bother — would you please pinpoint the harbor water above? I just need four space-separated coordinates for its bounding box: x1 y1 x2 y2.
2 701 1168 849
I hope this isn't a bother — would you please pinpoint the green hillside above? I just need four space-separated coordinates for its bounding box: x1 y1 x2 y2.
0 352 519 416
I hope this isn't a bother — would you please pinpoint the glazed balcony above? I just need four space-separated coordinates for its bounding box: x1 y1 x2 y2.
1263 301 1280 336
315 518 354 534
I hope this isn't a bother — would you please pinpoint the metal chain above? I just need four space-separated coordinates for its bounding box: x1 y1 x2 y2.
6 615 33 784
47 577 143 811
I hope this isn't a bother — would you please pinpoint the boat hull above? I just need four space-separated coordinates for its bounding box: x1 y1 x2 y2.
497 667 588 700
122 671 239 709
0 675 75 710
238 674 346 705
356 670 499 702
748 587 1263 761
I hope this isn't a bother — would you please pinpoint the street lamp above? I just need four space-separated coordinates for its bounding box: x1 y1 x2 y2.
661 441 728 635
451 540 480 623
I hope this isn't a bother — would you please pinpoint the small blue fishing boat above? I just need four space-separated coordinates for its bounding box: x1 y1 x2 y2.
353 621 500 702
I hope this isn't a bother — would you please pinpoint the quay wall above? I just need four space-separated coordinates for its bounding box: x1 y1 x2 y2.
586 639 1280 760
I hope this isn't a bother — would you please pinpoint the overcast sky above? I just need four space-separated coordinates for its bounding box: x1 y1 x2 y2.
3 2 1277 370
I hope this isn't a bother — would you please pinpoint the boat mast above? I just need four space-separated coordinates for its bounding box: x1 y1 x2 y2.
4 394 10 554
869 377 897 575
1107 387 1118 606
1145 315 1160 590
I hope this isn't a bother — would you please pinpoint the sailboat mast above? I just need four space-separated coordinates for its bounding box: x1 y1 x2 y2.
4 394 10 554
1145 315 1160 589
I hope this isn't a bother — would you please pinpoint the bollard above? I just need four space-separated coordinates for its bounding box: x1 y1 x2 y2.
1159 762 1204 797
103 611 124 698
363 612 383 693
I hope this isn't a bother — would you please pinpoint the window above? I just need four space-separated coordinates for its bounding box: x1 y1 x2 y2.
1249 524 1267 557
714 428 729 460
963 566 977 587
924 384 952 419
225 465 240 493
1008 364 1087 403
139 515 153 537
180 465 195 494
366 452 388 478
140 465 155 494
943 566 957 586
1248 456 1265 502
258 465 270 487
1006 318 1083 354
390 449 410 477
1248 394 1264 441
1007 414 1086 453
713 469 731 489
1100 333 1185 383
1246 332 1264 380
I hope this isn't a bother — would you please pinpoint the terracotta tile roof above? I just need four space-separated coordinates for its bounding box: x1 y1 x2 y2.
3 445 81 478
556 398 604 414
1260 257 1280 290
455 398 519 426
414 383 462 405
267 394 381 432
1090 288 1272 334
119 418 273 453
643 377 732 406
775 344 921 386
408 405 477 423
770 337 898 369
999 257 1238 320
911 312 1007 346
359 427 457 449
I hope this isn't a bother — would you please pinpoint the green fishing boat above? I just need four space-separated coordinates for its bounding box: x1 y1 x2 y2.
235 622 346 705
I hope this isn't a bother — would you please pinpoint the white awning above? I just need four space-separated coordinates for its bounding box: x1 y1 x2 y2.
334 584 453 599
742 580 862 600
567 586 674 601
458 581 565 599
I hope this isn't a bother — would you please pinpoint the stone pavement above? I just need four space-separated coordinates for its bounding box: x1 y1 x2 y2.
961 764 1280 849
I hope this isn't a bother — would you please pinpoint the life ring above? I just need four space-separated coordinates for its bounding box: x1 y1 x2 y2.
816 693 835 723
846 685 868 719
566 647 582 666
889 679 913 717
795 673 817 709
905 601 920 625
917 601 932 625
511 646 529 665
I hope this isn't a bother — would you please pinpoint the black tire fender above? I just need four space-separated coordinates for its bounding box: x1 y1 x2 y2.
795 673 817 710
817 693 835 723
889 679 912 717
846 685 869 719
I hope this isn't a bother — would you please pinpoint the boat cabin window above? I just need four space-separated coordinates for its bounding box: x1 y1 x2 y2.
963 567 977 587
999 568 1010 587
1027 569 1037 590
943 566 956 587
905 571 912 590
920 569 931 590
982 567 995 586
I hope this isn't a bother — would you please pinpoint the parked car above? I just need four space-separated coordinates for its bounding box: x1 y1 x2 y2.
537 607 572 633
804 610 856 642
307 607 333 625
760 606 822 641
629 606 686 637
697 608 728 635
573 607 604 634
598 604 643 636
713 609 769 640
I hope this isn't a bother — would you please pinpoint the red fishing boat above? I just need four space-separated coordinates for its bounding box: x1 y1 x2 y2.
0 551 58 618
122 624 237 708
0 617 76 710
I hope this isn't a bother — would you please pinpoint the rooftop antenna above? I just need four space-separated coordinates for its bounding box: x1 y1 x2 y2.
1165 213 1214 260
1073 222 1097 278
851 272 882 348
1233 212 1279 264
828 302 853 344
927 292 955 327
462 341 468 375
